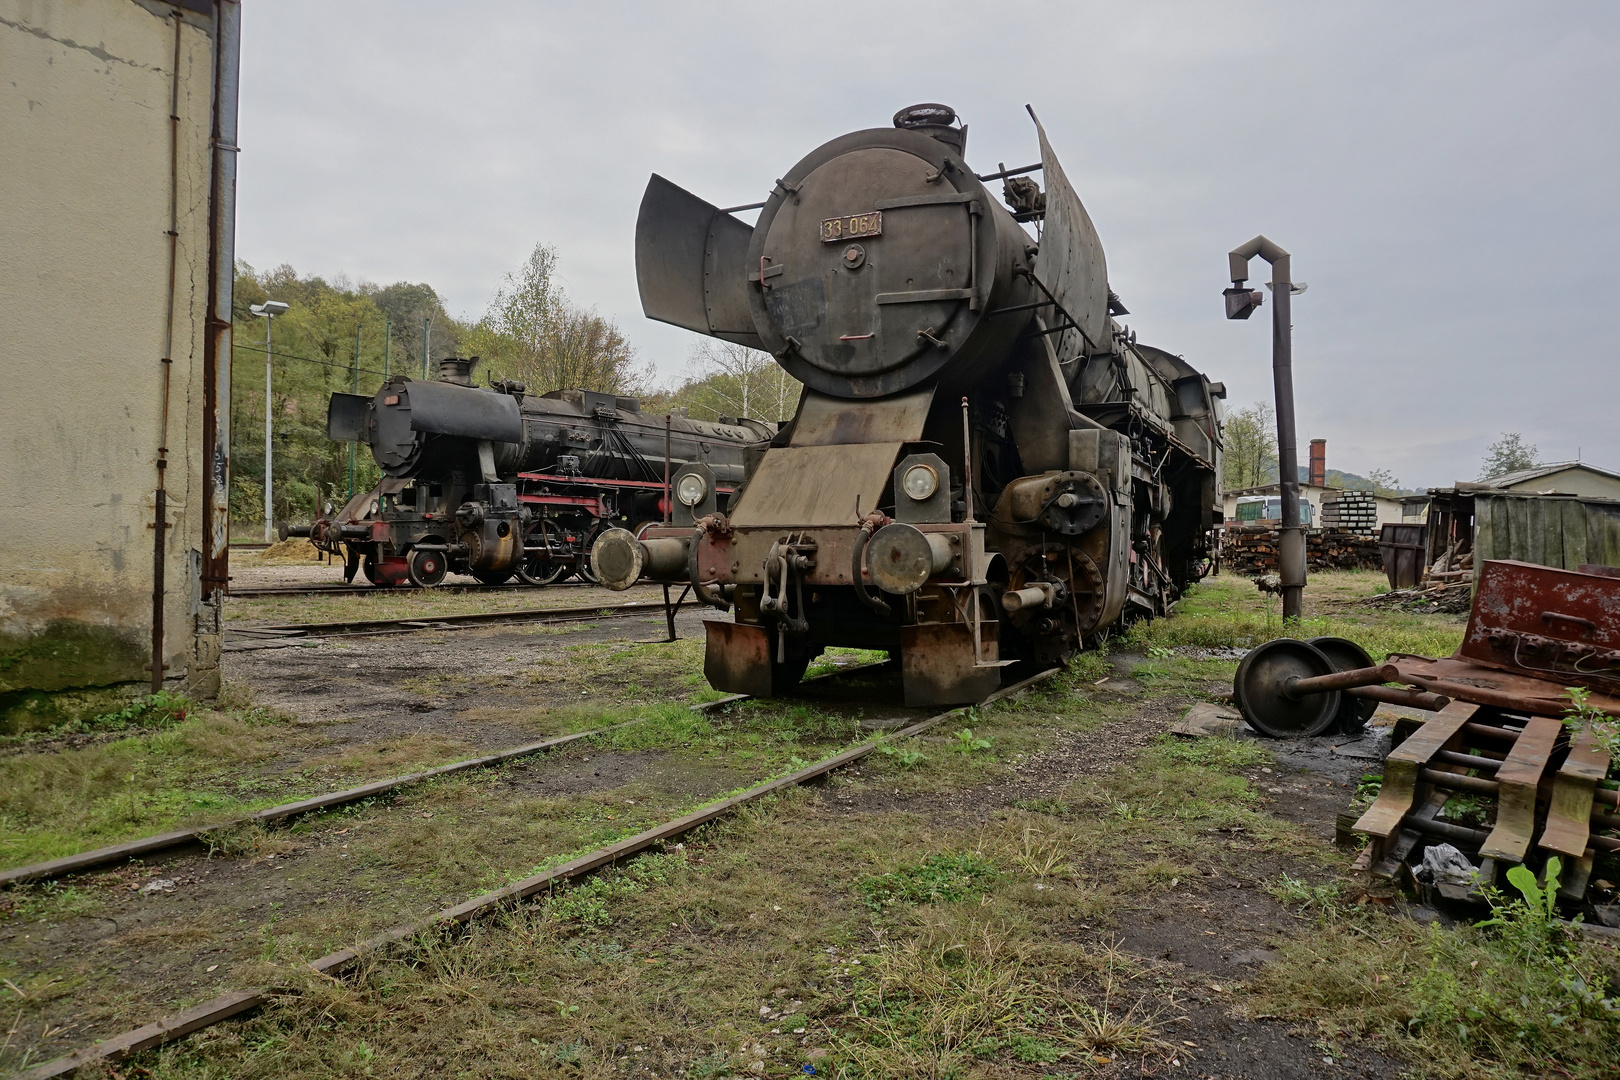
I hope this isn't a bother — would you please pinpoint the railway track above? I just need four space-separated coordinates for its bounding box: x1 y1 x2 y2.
16 664 1061 1079
223 598 672 650
230 580 600 599
0 676 788 889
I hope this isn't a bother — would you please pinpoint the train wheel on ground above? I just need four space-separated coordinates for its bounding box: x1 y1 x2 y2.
407 549 447 588
1233 638 1341 738
1307 636 1380 736
473 568 515 586
362 554 383 586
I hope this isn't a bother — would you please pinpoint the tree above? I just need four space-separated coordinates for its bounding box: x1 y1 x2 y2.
469 243 647 396
229 261 470 530
671 339 801 422
1222 402 1278 492
1365 468 1402 497
1479 432 1539 480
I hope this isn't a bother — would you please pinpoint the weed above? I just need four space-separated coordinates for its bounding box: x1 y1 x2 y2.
859 853 999 910
948 728 992 755
1562 687 1620 761
1269 872 1344 920
877 741 927 769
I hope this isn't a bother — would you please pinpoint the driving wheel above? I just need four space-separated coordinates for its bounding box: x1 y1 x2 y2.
407 548 447 588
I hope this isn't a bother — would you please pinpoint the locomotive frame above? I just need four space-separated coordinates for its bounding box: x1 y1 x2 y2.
594 103 1225 706
298 360 759 588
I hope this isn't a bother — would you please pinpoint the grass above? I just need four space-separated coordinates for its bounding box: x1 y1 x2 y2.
1251 875 1620 1079
1123 569 1468 661
7 565 1555 1079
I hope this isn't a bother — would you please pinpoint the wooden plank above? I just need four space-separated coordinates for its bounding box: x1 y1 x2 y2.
1353 702 1476 838
1479 716 1561 863
1563 499 1588 569
1542 722 1612 858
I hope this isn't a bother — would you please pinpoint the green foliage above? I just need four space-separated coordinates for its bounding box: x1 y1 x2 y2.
668 339 801 423
1222 401 1278 491
467 243 649 399
231 262 446 526
1255 854 1620 1079
1270 872 1345 920
1561 686 1620 761
858 853 999 910
1478 432 1539 481
949 728 993 755
548 852 691 928
878 741 928 769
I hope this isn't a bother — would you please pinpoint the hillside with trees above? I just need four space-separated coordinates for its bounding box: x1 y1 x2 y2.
228 245 802 534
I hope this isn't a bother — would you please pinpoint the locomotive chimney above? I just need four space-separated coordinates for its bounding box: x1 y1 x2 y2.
438 356 479 386
893 103 967 157
1309 438 1326 488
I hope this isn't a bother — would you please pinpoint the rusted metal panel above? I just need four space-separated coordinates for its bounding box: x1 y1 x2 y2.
1478 716 1560 864
1459 560 1620 695
901 622 1003 706
789 386 933 447
634 173 763 350
1028 109 1109 356
704 620 775 697
1392 652 1620 718
727 443 901 528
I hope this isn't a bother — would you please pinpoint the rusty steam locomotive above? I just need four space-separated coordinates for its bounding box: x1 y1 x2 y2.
592 104 1225 704
298 357 767 587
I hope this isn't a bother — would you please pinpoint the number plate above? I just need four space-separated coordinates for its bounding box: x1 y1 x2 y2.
820 211 883 243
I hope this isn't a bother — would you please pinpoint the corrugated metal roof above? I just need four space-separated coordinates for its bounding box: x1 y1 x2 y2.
1477 460 1620 488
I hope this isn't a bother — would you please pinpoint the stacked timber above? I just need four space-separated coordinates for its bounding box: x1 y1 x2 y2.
1360 580 1473 614
1320 490 1379 536
1221 525 1384 574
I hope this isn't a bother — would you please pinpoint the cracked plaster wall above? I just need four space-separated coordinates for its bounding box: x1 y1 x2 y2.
0 0 223 728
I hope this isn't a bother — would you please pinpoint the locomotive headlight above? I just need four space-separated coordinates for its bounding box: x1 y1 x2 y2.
902 463 939 501
676 472 708 507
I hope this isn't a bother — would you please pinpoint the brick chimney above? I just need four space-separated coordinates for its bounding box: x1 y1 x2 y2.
1308 439 1326 487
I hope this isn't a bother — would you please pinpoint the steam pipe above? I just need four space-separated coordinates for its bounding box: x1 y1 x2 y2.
201 0 241 599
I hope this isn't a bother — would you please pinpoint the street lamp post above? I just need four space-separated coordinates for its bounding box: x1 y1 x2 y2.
250 300 290 542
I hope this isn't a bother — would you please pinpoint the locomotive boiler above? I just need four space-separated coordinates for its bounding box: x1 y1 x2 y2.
303 357 768 587
592 104 1224 704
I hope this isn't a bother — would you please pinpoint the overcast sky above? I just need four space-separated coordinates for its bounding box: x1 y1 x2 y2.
236 1 1619 489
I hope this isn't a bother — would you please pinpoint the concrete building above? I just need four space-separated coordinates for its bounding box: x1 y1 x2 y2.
0 1 240 731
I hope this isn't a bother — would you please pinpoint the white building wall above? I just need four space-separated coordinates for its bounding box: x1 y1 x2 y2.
0 0 227 729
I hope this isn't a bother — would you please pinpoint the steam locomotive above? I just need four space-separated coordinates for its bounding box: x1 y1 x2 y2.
299 357 768 587
592 103 1224 705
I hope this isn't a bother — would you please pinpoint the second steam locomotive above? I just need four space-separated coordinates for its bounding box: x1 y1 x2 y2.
302 357 768 587
594 103 1224 705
